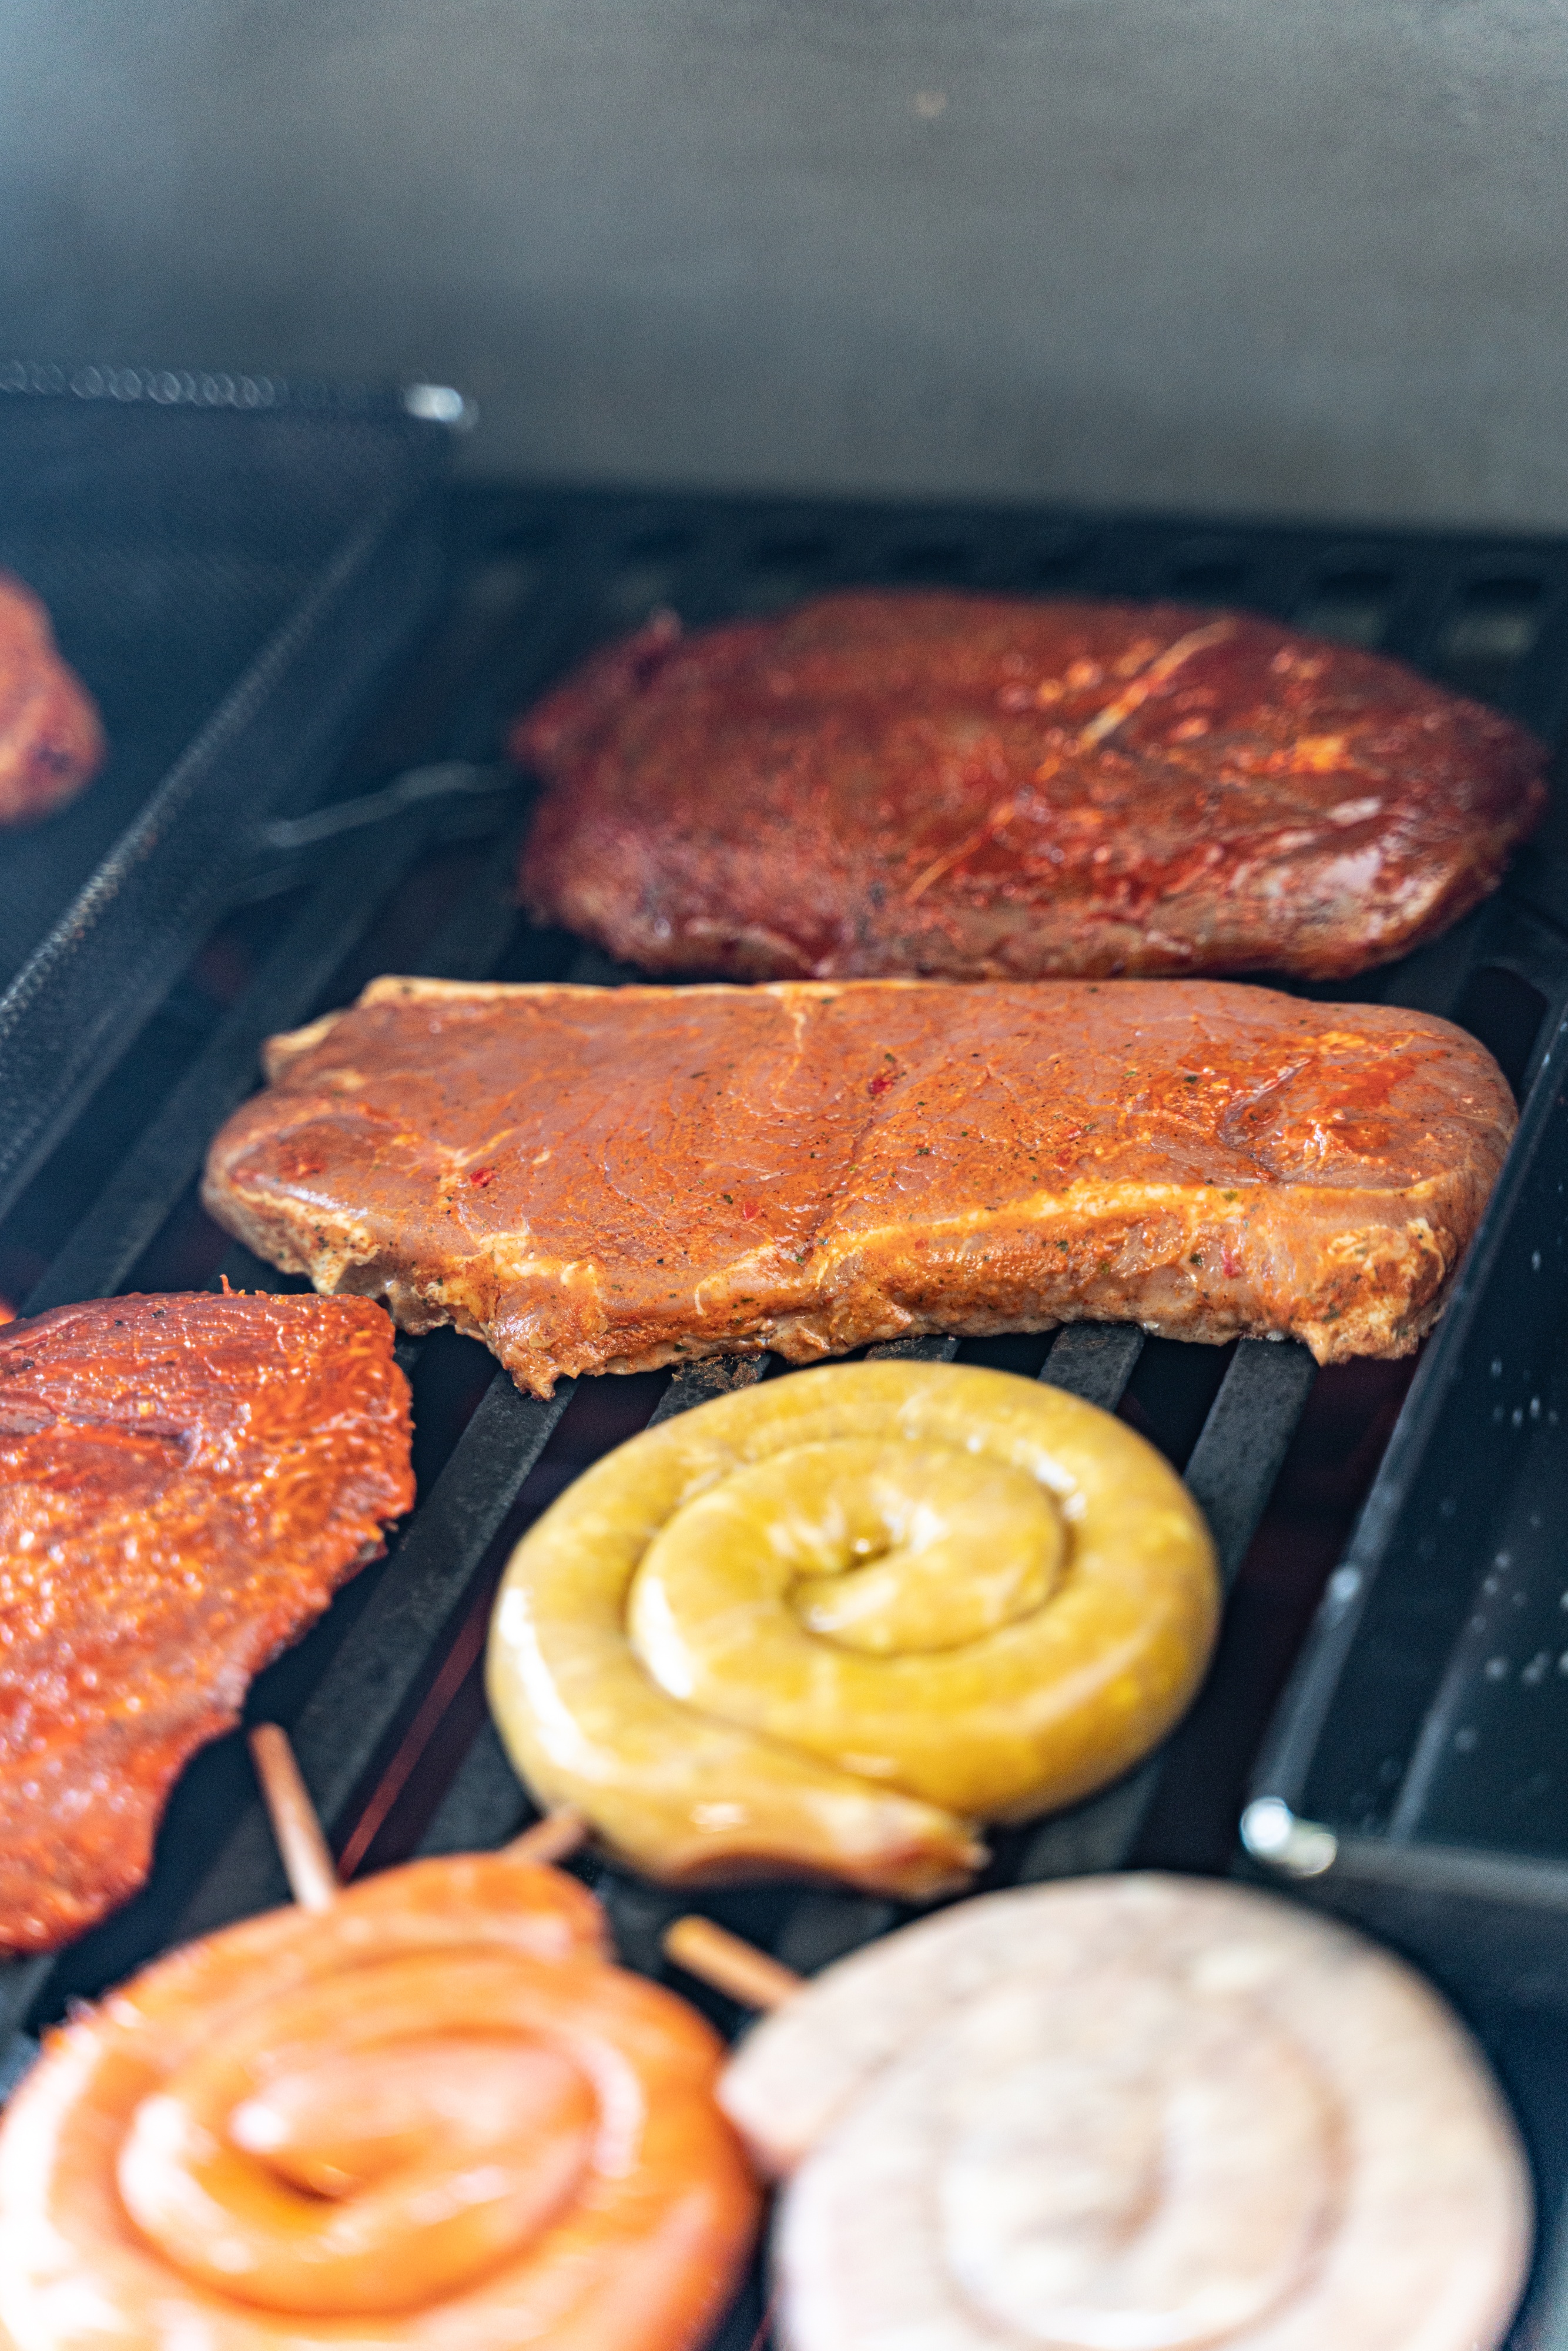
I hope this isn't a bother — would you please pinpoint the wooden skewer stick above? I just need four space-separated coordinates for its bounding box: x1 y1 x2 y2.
250 1723 587 1907
663 1915 803 2013
251 1728 792 2011
249 1724 340 1913
506 1809 589 1868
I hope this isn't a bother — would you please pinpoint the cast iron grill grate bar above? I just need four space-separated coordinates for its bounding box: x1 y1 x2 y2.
1036 1323 1147 1411
1008 1336 1318 1883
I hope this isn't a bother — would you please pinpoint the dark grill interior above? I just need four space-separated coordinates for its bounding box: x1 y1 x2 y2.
3 481 1567 2342
0 387 445 996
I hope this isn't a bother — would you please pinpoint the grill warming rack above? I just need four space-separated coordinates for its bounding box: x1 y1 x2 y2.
0 370 454 1149
1 485 1566 2345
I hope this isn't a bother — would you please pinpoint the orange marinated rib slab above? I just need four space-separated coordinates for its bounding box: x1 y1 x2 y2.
0 1291 413 1953
202 977 1514 1396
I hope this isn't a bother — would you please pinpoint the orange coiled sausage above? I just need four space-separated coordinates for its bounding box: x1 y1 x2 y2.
0 1850 760 2351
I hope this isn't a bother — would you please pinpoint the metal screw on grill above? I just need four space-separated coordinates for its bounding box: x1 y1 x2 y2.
1239 1797 1338 1878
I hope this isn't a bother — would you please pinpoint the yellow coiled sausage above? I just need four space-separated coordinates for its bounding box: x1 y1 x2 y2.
0 1853 760 2351
488 1362 1219 1897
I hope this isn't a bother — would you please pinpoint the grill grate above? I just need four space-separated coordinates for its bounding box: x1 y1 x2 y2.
2 483 1567 2345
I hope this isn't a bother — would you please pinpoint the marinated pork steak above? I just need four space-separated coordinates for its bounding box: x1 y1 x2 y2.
514 593 1546 983
0 1291 412 1953
0 571 105 825
203 976 1513 1394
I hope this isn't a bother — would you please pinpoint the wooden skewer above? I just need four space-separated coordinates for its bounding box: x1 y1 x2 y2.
251 1723 588 1908
248 1724 340 1912
252 1726 796 2015
506 1809 589 1867
663 1915 803 2013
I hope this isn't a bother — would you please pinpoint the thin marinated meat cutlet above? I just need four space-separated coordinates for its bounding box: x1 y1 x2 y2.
514 592 1546 982
0 571 105 825
201 976 1514 1395
0 1291 412 1953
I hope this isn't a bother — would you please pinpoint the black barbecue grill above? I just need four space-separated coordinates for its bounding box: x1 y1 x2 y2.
4 451 1568 2345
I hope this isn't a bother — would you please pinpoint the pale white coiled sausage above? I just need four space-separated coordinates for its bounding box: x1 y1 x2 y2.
721 1874 1532 2351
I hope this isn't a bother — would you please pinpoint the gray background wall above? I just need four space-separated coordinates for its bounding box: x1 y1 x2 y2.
4 0 1565 528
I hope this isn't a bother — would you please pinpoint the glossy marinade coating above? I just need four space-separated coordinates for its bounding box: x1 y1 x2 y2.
0 1853 759 2351
203 976 1515 1394
515 592 1546 982
488 1363 1219 1897
0 1291 413 1953
0 571 105 825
